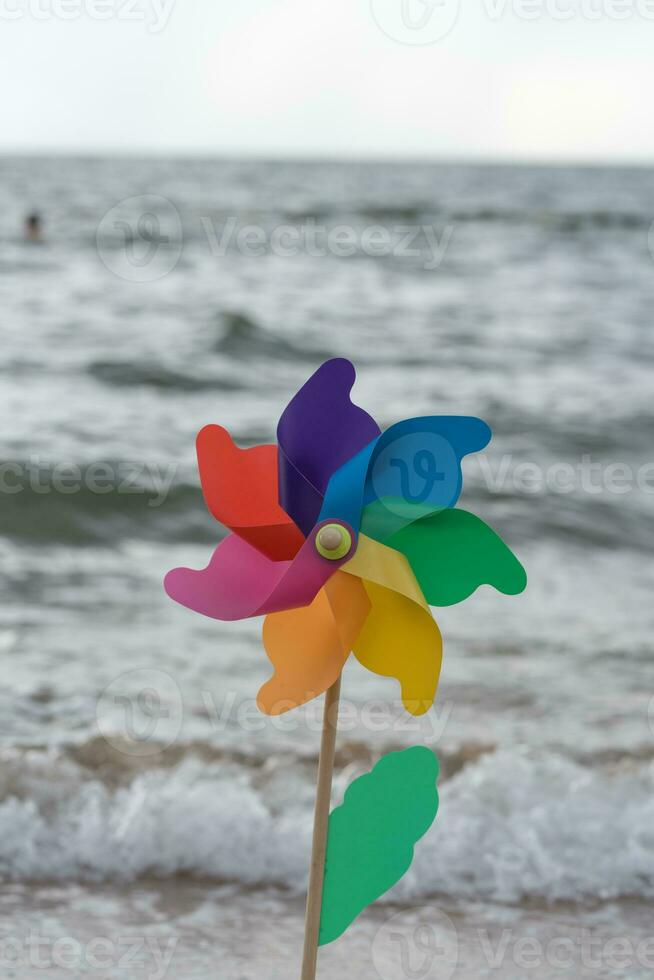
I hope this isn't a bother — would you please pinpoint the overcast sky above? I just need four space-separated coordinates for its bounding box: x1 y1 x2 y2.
1 0 653 160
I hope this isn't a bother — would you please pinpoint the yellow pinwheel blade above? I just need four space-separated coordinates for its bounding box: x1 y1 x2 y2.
343 535 442 716
342 533 429 610
351 580 442 716
257 571 370 715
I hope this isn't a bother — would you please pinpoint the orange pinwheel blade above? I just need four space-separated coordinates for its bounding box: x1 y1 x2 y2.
343 535 442 716
197 424 304 561
257 571 370 715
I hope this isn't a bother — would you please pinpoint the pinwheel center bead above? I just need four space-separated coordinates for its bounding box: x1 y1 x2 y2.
315 522 352 560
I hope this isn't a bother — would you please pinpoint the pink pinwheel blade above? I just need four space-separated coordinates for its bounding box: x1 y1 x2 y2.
164 532 348 621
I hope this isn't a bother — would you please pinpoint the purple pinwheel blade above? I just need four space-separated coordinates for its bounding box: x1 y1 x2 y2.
277 358 380 534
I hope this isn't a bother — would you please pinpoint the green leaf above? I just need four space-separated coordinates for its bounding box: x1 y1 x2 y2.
386 508 527 606
319 747 439 946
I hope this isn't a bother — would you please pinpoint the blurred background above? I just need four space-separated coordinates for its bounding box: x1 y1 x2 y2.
1 2 654 978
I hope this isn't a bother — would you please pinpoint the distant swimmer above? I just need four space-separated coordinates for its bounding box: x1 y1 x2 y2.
24 212 44 243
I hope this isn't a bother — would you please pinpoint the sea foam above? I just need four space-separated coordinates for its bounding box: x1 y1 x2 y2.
0 746 652 904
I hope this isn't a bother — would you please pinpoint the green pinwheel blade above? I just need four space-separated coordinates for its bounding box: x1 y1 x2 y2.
361 496 438 542
386 508 527 606
319 747 439 946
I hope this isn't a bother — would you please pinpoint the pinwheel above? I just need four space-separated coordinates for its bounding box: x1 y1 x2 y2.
164 358 526 979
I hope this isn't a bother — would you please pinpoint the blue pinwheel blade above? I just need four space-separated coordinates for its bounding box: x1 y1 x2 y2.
319 416 491 539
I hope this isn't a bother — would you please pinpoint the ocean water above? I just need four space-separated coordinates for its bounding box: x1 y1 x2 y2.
1 156 653 978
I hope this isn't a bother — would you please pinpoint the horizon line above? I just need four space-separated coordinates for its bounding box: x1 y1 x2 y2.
1 148 654 169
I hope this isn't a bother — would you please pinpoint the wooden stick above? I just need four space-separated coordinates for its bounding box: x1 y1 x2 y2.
300 675 342 980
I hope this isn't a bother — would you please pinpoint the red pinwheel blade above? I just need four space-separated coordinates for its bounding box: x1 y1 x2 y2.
197 424 304 561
